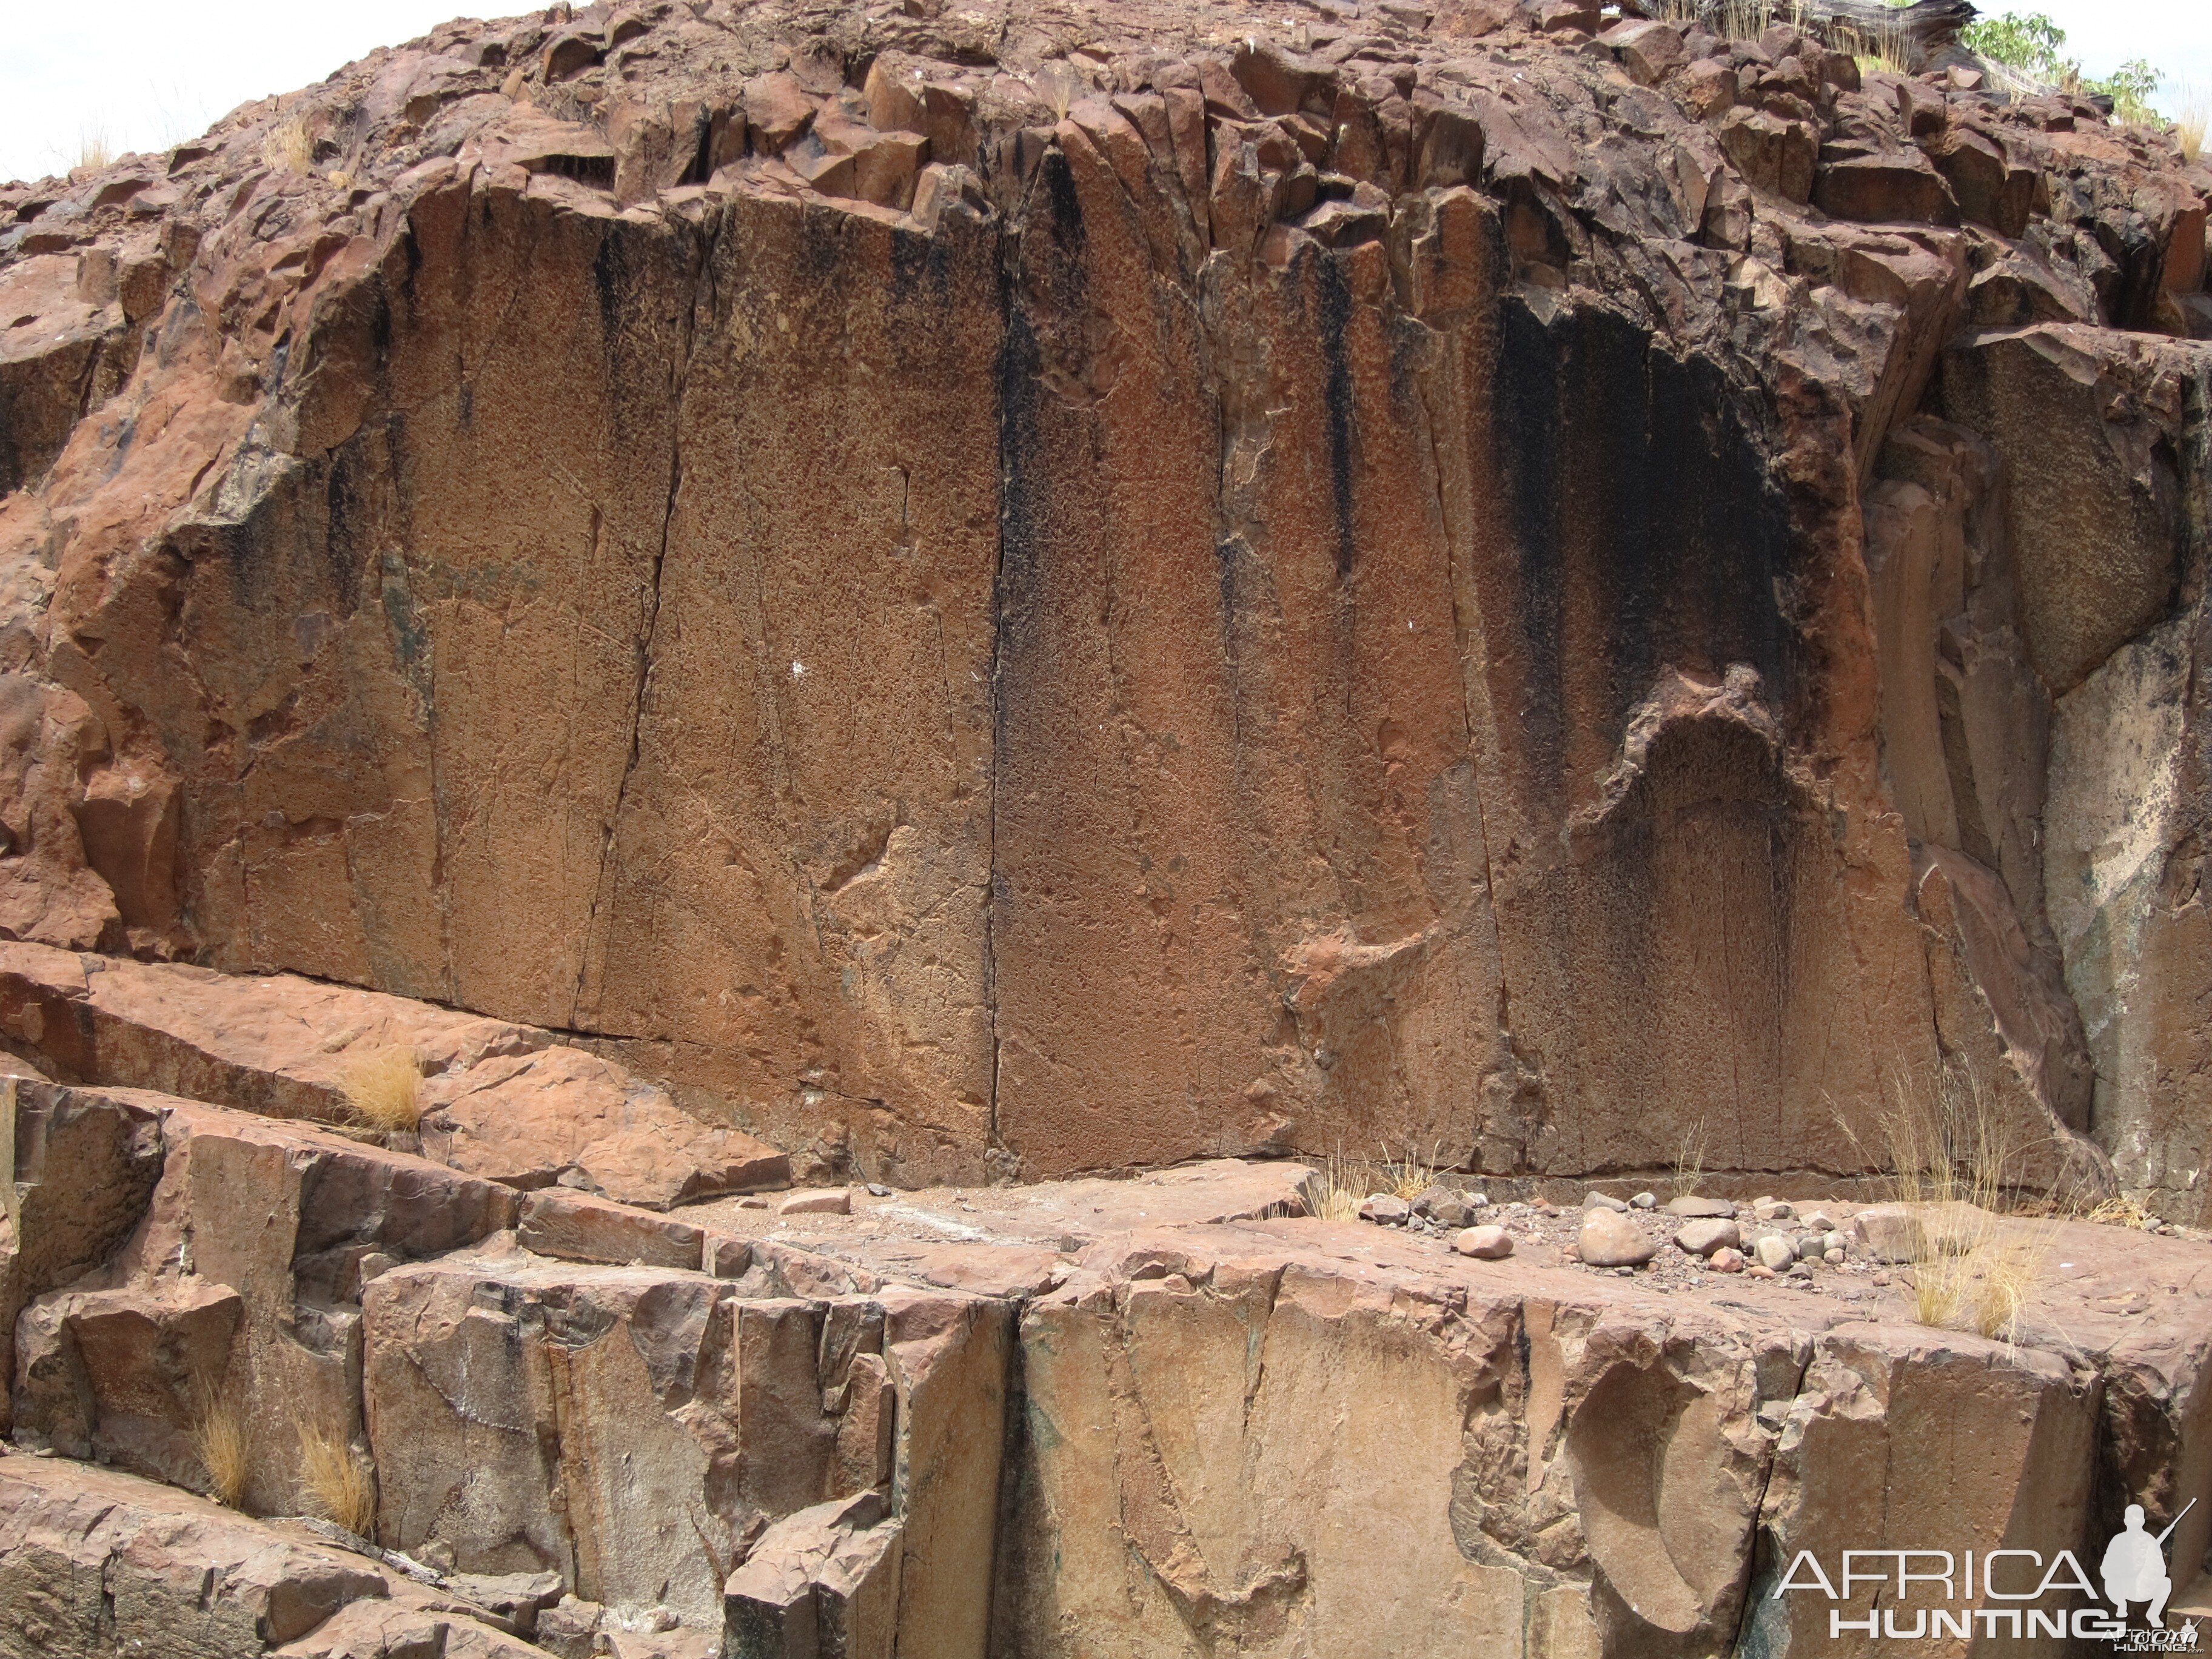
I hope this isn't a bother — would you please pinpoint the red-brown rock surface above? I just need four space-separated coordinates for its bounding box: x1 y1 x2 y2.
0 1454 546 1658
0 940 788 1207
12 1079 2212 1658
0 0 2205 1216
16 8 2212 1657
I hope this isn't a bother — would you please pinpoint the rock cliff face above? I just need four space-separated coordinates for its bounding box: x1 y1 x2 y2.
0 0 2207 1212
12 8 2212 1650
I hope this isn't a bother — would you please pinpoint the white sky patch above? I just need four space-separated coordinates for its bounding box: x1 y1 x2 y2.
2 1 486 186
2013 0 2212 115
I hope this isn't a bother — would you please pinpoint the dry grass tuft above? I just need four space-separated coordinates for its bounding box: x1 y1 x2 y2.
192 1379 250 1509
1311 1143 1447 1219
1671 1118 1709 1201
1035 61 1080 123
1313 1151 1376 1221
1904 1243 1968 1330
2176 90 2207 164
2086 1191 2154 1230
1651 0 1923 72
264 113 315 175
297 1424 377 1537
76 130 113 172
339 1047 422 1133
1842 7 1919 79
1379 1143 1445 1202
1704 0 1795 41
1970 1233 2045 1342
1898 1209 2049 1342
1838 1072 2069 1347
1313 1161 1362 1221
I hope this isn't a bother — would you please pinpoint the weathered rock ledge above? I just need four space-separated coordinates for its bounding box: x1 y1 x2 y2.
8 1069 2212 1657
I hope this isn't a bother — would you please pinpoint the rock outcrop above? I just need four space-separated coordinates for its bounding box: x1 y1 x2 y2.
1 1079 1012 1655
0 940 789 1207
0 1453 547 1659
0 0 2204 1207
4 4 2212 1644
13 1070 2212 1657
9 2 2212 1656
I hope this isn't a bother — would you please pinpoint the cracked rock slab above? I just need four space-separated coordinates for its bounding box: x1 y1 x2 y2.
0 943 788 1208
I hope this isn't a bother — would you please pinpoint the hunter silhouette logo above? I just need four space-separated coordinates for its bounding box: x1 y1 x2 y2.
2102 1502 2187 1629
1772 1496 2205 1645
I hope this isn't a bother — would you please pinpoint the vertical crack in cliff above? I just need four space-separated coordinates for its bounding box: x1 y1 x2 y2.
1200 244 1291 1118
983 224 1019 1159
1206 282 1246 762
1318 261 1359 585
1410 337 1481 769
1724 1344 1809 1656
68 337 108 434
1412 326 1535 1171
571 217 713 1032
1239 1266 1285 1440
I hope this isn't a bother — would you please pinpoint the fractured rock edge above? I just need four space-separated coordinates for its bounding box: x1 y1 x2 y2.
7 1074 2212 1657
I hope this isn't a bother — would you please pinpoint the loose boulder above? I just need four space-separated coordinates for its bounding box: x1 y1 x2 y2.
1578 1208 1660 1267
1674 1218 1741 1256
1453 1224 1514 1259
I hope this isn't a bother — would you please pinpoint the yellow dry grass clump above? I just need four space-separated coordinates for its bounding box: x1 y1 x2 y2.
1645 0 1923 74
1900 1206 2046 1342
2086 1191 2153 1230
1312 1144 1447 1220
1313 1156 1367 1222
191 1379 250 1509
1675 0 1803 41
1845 7 1921 80
2175 89 2206 164
1671 1117 1709 1201
1839 1074 2065 1346
1034 61 1080 122
340 1047 423 1133
264 112 315 174
297 1424 377 1538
